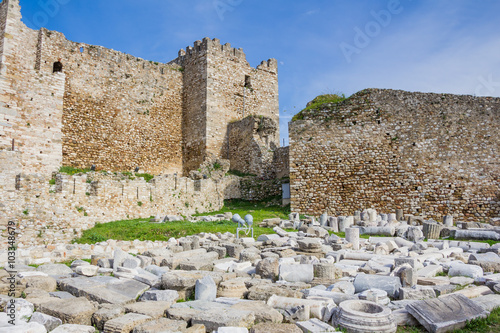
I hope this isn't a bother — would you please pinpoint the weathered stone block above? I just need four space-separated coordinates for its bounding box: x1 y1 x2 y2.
406 294 489 333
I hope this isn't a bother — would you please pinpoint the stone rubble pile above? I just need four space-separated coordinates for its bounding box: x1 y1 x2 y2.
1 209 500 332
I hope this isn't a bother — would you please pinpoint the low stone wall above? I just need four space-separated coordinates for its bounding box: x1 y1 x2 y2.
0 172 240 247
239 177 283 201
227 116 280 179
273 146 289 179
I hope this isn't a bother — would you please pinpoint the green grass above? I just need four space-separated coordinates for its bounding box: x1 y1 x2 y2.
73 199 291 244
49 178 56 185
331 231 383 239
135 173 154 182
59 166 92 175
74 218 286 244
292 93 347 121
397 307 500 333
446 236 500 246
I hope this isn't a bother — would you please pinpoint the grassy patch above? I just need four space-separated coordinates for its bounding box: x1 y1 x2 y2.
331 231 382 240
292 93 347 121
73 199 291 244
59 166 92 175
135 173 154 182
446 236 500 246
74 218 286 244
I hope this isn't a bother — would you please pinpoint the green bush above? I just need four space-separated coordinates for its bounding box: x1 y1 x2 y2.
292 93 347 122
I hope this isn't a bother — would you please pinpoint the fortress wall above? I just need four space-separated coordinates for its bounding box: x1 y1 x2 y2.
36 28 184 175
177 38 280 173
273 146 289 180
289 89 500 220
0 2 280 176
227 115 282 179
205 38 279 159
0 0 64 174
0 172 240 247
180 43 208 174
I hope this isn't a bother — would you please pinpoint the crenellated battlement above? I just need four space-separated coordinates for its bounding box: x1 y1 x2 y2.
172 37 277 76
173 37 247 66
257 58 278 74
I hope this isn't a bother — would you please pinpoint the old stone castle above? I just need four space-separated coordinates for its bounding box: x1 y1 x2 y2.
0 0 281 177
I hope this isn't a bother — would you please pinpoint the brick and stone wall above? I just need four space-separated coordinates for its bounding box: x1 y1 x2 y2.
0 1 280 177
289 88 500 220
227 115 281 179
0 171 240 247
272 146 289 180
37 28 184 175
173 38 280 174
0 0 64 175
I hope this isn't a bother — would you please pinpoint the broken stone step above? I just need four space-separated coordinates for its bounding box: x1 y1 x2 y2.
36 297 97 325
296 318 338 332
103 313 152 333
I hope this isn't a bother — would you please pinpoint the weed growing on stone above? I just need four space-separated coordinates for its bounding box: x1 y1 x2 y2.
135 173 154 182
292 93 347 121
59 166 92 175
213 161 222 170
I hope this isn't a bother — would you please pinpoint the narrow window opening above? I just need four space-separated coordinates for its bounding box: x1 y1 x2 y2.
244 75 252 88
80 47 84 53
53 61 63 73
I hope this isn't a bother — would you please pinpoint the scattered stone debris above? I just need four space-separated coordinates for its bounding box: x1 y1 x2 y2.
1 208 500 332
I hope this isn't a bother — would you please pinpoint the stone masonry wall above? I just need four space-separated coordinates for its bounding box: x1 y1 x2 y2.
0 2 280 177
227 115 280 179
177 46 207 174
37 27 184 175
289 88 500 220
0 0 64 175
0 170 240 248
273 146 289 180
174 38 280 174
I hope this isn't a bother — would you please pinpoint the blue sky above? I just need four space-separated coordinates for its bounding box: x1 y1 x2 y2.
19 0 500 144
